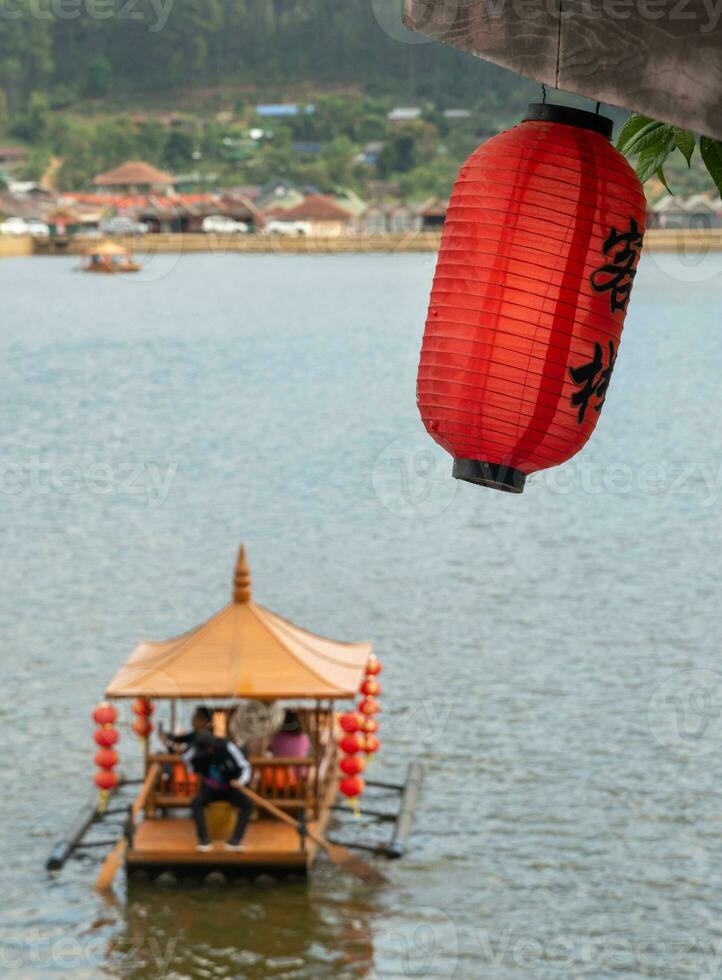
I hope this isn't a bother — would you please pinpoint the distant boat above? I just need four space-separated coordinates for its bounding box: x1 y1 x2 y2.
82 240 141 274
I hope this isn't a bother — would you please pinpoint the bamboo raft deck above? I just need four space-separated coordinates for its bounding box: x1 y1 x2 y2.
126 754 339 874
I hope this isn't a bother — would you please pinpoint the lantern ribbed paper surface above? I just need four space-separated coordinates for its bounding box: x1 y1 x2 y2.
417 104 646 493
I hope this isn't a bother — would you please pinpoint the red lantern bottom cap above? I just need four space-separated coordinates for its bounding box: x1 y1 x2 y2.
453 459 527 494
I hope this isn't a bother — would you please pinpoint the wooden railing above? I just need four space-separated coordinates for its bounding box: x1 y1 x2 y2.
145 751 329 817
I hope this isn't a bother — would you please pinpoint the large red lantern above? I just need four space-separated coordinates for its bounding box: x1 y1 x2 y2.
360 679 381 698
417 103 646 493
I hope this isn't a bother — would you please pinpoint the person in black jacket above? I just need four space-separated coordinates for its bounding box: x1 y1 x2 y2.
189 731 253 851
158 705 212 754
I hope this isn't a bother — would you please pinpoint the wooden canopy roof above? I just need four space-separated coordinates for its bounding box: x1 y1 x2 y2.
105 546 372 701
83 241 130 257
404 0 722 139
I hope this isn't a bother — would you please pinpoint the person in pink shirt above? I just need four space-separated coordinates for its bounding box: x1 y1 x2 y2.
269 710 311 784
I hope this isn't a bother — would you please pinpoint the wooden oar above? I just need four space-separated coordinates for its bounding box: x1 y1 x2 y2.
237 784 387 885
95 763 160 893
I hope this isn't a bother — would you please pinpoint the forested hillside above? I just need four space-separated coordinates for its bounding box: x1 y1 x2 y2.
0 0 529 113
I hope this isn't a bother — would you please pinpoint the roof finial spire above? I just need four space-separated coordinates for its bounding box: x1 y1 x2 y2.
233 544 252 603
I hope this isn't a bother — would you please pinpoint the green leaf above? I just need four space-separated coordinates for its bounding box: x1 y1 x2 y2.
636 135 675 184
620 121 673 157
616 114 654 153
656 165 672 193
673 129 696 167
700 136 722 196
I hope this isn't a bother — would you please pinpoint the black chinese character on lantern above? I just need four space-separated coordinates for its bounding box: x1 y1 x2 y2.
590 218 643 313
569 341 617 424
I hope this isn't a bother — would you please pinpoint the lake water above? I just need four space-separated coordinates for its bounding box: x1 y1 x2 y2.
2 247 722 979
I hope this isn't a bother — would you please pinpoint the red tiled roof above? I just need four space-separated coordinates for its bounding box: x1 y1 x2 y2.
0 146 28 160
93 161 175 186
279 194 353 221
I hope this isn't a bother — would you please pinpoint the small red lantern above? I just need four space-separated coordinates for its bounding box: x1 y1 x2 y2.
132 697 154 717
364 734 380 756
339 733 363 755
360 678 381 697
133 717 154 739
94 769 119 791
359 698 380 717
340 775 365 799
339 712 362 734
365 657 382 677
340 755 366 777
94 726 119 747
361 717 379 734
92 702 117 725
417 103 646 493
94 748 118 769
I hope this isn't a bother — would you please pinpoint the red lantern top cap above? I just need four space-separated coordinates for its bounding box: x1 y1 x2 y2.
523 102 613 139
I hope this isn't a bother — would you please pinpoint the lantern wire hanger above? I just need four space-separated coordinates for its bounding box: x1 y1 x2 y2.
541 82 602 115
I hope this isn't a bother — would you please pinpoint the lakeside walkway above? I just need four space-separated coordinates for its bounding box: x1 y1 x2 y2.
1 229 721 258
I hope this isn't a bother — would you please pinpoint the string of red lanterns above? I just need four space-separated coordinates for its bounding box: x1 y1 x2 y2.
336 656 384 813
132 697 155 741
92 702 119 812
337 716 366 815
359 655 382 761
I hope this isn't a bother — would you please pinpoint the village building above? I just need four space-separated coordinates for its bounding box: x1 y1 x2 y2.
217 193 265 232
359 202 421 235
388 107 422 123
333 189 367 218
358 141 384 166
442 109 472 120
649 193 722 229
271 194 354 237
418 197 448 230
0 146 28 177
93 161 176 196
255 178 306 212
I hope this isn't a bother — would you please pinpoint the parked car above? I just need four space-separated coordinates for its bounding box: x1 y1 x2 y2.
202 215 248 234
25 219 50 237
0 217 29 236
99 216 149 236
263 220 311 237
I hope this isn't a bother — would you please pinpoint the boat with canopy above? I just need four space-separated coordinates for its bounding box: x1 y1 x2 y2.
84 546 404 885
82 240 141 273
46 546 423 888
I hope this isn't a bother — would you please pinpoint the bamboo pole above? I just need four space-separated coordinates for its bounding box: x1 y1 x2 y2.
94 762 160 892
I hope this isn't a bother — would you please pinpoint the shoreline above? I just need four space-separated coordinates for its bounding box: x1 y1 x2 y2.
1 229 721 258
